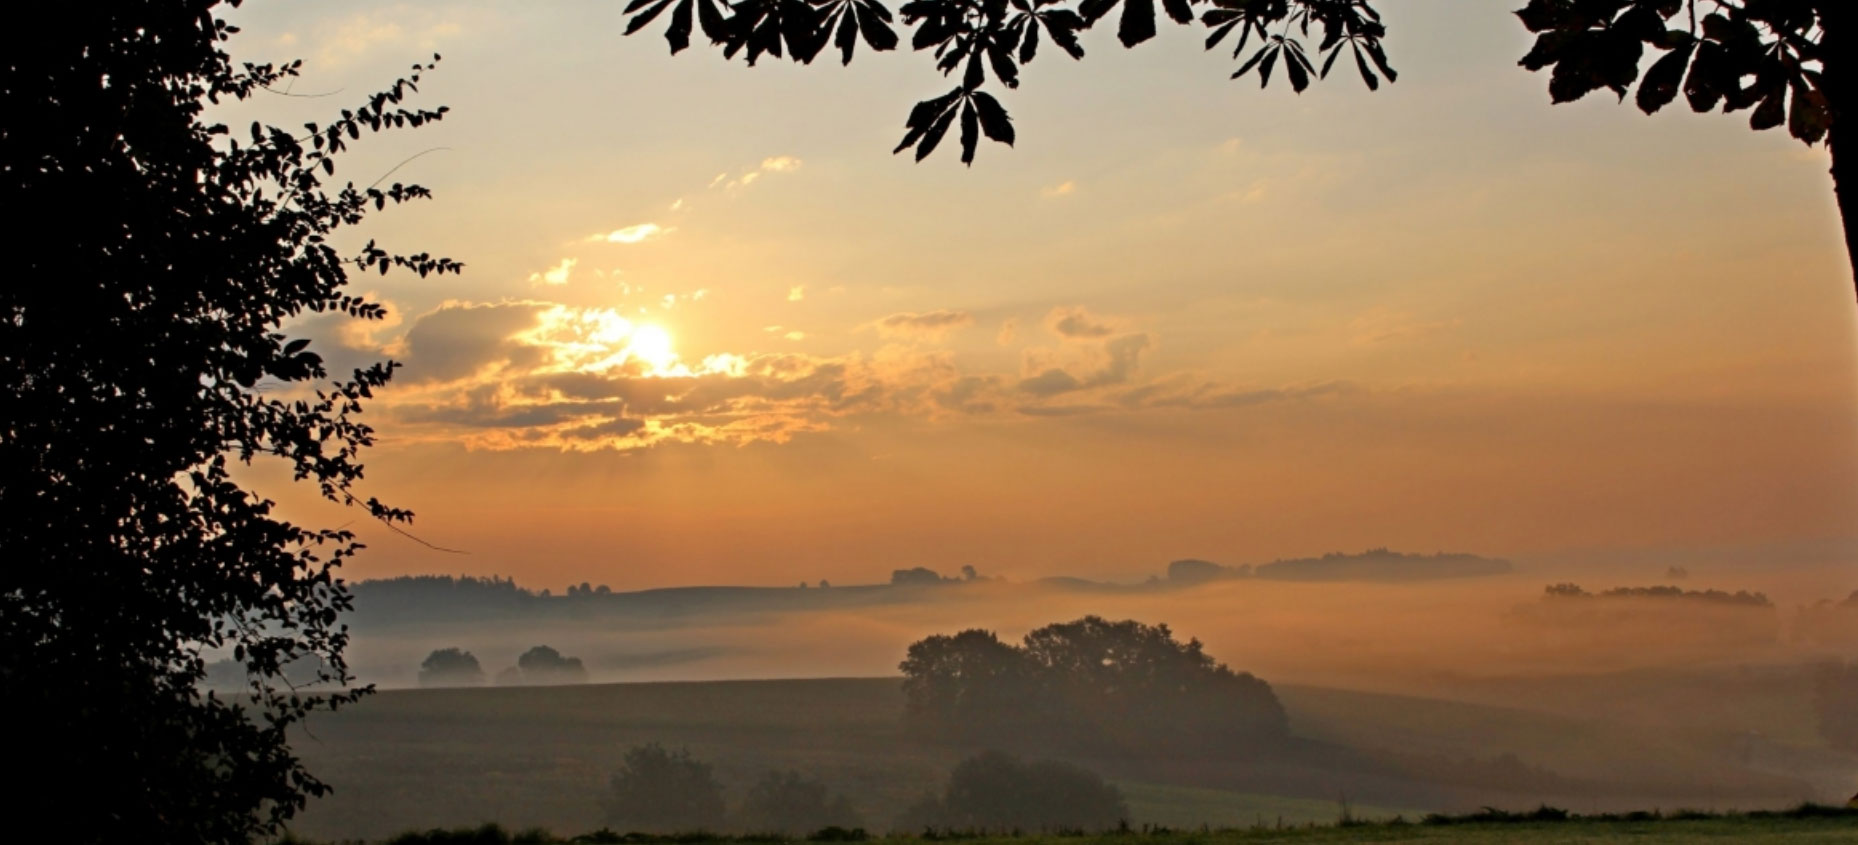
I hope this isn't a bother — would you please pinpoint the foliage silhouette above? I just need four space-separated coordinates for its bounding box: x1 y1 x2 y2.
516 644 591 685
604 744 729 832
900 616 1287 755
0 2 455 841
620 0 1392 164
619 0 1855 284
733 770 864 834
421 648 489 687
895 750 1128 832
1812 659 1858 752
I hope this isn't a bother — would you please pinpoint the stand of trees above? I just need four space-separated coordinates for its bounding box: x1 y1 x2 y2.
900 616 1287 757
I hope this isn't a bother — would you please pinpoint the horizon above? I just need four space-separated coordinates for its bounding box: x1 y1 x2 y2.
207 0 1858 595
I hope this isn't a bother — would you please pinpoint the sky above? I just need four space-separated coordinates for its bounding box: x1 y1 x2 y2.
221 0 1858 594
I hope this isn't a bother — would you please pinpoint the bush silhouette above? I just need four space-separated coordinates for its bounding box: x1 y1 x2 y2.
733 770 863 834
897 751 1126 832
602 744 726 832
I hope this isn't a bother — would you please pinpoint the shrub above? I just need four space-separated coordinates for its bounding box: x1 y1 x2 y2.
602 745 727 832
733 771 863 834
897 751 1127 833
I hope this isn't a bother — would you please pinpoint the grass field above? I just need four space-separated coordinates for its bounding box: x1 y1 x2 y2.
284 677 1855 843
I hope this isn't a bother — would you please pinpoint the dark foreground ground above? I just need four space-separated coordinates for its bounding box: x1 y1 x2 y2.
286 676 1855 841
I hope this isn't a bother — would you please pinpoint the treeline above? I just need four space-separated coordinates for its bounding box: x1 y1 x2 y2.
899 616 1287 758
1507 582 1780 648
1541 583 1772 606
601 745 1124 835
1164 548 1511 585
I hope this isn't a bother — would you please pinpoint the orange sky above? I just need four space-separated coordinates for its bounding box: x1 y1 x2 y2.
228 0 1858 592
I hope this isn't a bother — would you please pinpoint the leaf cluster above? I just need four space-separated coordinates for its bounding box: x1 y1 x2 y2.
1517 0 1832 143
621 0 1395 162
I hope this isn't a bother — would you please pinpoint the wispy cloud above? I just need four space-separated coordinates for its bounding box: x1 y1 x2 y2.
1041 181 1077 198
590 223 669 244
1047 306 1116 339
788 285 806 302
871 310 975 341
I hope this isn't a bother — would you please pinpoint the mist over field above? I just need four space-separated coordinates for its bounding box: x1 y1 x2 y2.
258 546 1858 841
338 547 1858 694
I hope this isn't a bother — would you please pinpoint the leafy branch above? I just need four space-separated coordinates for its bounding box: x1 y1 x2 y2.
620 0 1395 163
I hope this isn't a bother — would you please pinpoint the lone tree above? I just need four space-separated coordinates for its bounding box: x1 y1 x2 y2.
619 0 1854 284
1 2 455 841
420 648 488 687
515 644 590 685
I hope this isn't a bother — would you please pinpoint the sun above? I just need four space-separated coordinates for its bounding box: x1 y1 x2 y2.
628 324 677 373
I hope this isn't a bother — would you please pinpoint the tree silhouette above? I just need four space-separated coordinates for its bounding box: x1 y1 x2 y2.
1 4 455 842
900 616 1287 755
420 648 488 687
619 1 1854 283
733 770 864 833
896 751 1127 832
603 744 729 832
515 644 590 685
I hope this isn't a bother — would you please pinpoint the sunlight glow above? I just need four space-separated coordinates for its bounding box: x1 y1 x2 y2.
629 325 676 373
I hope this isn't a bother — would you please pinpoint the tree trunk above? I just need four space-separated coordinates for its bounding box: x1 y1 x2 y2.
1821 3 1858 295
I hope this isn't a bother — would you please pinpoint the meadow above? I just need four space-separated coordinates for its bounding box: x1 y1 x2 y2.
286 676 1854 842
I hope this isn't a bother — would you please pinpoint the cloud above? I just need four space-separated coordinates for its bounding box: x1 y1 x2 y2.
872 310 975 341
1018 331 1151 396
372 301 1347 452
1047 306 1116 339
1018 368 1083 397
529 257 576 286
1041 181 1077 198
1111 377 1357 410
997 319 1019 346
713 156 805 191
399 301 552 383
592 223 669 244
788 285 806 302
